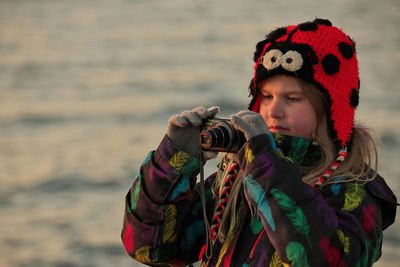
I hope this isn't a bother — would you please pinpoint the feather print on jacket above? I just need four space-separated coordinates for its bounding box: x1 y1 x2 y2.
122 134 397 266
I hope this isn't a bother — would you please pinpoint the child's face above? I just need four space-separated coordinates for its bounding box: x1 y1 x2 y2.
259 75 317 140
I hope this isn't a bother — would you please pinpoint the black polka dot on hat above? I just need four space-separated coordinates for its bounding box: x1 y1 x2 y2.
338 42 354 59
315 18 332 26
266 27 287 41
298 22 318 31
322 54 340 75
350 88 359 107
347 35 356 48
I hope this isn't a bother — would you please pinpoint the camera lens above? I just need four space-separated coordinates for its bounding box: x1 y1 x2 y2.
200 118 246 153
208 125 230 148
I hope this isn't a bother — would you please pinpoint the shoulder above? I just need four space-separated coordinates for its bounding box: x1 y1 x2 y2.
365 174 397 204
365 174 398 230
320 174 398 230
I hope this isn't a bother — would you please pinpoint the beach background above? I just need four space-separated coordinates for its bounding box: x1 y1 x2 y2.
0 0 399 266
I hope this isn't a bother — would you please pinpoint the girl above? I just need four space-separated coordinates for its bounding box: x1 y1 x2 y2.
122 18 397 266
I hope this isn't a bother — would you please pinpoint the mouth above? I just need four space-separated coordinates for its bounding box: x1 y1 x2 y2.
269 126 290 133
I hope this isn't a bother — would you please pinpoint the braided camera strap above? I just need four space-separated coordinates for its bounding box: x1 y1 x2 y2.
312 147 348 189
210 161 240 241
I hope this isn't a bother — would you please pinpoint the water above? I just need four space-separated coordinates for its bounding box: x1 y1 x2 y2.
0 0 399 266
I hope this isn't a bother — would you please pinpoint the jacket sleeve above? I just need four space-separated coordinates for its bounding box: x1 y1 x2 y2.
239 134 397 267
121 135 216 266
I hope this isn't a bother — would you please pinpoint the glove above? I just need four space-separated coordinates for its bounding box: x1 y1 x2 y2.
230 110 270 141
167 106 220 159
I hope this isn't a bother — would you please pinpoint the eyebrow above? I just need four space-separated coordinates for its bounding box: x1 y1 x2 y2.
261 89 305 95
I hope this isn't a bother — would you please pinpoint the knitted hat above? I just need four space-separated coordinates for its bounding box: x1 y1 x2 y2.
248 18 359 188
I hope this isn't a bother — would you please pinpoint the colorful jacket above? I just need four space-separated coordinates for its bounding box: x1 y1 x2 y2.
122 133 397 266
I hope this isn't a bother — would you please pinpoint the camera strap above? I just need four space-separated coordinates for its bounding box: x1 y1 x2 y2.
198 154 241 263
209 161 240 241
198 154 213 261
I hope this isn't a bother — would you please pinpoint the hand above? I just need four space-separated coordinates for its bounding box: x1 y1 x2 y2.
167 106 219 158
230 110 270 141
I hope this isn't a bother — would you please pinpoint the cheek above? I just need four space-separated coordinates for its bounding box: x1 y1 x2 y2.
290 107 317 137
259 105 268 121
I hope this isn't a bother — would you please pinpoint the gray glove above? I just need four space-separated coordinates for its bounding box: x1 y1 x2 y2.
167 106 220 159
230 110 270 141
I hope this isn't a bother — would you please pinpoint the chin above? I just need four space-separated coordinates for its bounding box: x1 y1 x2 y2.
273 132 293 137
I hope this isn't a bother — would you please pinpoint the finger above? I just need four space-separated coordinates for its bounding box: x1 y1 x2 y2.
236 110 265 125
168 115 189 128
253 115 267 127
231 115 251 133
237 115 259 127
192 106 219 120
235 110 257 118
206 106 219 119
181 110 203 126
191 106 208 118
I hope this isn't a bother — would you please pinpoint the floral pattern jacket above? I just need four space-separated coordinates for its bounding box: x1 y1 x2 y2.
122 133 397 266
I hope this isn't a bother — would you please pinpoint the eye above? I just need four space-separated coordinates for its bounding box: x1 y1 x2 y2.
261 91 273 99
263 94 273 99
282 50 303 72
287 96 300 102
262 49 283 70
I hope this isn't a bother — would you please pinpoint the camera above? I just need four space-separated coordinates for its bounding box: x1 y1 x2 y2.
200 117 246 153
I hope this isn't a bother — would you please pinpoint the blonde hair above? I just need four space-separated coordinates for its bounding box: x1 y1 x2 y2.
299 79 379 186
213 77 379 242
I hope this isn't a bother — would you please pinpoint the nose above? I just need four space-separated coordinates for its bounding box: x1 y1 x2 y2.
268 98 285 118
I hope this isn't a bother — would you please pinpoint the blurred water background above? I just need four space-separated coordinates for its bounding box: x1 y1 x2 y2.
0 0 399 266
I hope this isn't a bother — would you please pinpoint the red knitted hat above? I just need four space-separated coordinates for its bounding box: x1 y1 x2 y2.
248 18 359 188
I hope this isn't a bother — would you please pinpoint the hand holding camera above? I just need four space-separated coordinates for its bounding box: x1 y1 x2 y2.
168 106 270 157
230 111 271 140
200 110 270 153
167 106 220 157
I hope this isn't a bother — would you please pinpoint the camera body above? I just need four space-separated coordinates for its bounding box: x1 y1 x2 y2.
200 117 246 153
